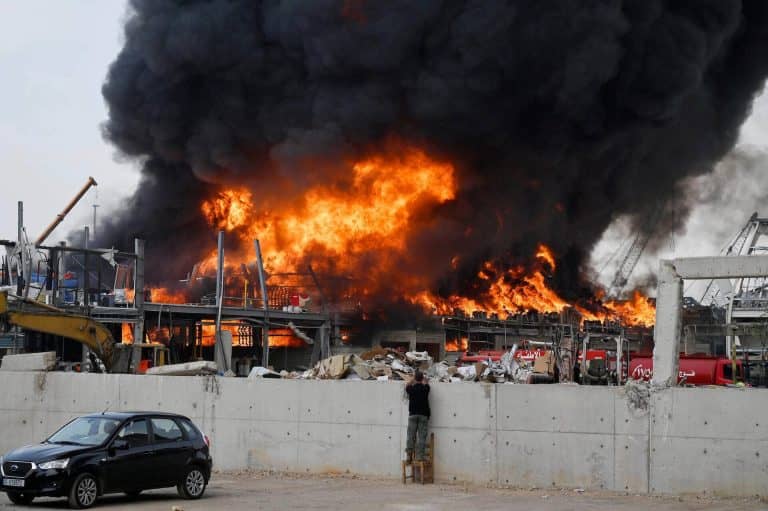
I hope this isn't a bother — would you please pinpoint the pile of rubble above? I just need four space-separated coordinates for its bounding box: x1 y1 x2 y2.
248 345 558 383
426 347 556 384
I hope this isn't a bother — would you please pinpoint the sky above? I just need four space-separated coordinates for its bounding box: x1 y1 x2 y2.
0 2 137 244
1 2 766 296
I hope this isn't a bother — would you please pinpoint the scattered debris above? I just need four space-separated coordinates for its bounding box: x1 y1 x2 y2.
244 344 564 384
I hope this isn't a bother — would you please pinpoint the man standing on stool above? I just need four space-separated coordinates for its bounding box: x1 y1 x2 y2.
405 370 430 462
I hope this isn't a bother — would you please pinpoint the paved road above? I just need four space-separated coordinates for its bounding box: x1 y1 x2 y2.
2 472 766 510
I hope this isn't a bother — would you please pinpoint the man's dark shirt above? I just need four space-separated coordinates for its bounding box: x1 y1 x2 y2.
406 382 430 417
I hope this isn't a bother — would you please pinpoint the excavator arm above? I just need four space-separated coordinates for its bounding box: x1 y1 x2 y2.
0 291 114 370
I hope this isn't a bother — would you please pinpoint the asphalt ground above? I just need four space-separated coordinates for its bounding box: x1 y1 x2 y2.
3 471 767 511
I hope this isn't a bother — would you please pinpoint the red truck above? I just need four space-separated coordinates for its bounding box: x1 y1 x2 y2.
628 354 743 386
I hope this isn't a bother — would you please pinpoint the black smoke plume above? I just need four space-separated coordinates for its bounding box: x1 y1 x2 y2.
101 0 768 304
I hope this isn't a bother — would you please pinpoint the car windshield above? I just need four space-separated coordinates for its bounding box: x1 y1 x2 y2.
47 417 121 446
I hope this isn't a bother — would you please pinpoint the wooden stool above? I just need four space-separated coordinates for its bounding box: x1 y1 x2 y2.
402 432 434 484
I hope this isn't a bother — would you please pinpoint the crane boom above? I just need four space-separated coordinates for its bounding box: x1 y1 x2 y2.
0 291 114 369
35 176 97 246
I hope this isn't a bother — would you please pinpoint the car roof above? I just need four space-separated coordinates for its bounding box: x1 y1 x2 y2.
80 411 190 421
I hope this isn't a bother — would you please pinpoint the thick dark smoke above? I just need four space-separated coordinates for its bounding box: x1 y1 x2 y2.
102 0 768 303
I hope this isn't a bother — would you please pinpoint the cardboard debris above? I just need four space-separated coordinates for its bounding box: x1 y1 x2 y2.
351 364 373 380
312 354 362 379
360 345 389 360
533 351 556 375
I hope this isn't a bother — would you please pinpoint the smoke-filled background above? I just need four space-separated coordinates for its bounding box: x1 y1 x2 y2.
99 0 768 305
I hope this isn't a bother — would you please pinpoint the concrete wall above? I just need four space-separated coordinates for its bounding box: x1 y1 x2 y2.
0 372 766 496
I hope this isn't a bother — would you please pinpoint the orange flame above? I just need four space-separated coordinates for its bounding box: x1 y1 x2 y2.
535 244 556 270
199 323 244 347
121 323 134 344
173 143 655 330
445 337 469 352
268 329 308 348
411 263 572 318
148 287 187 304
200 189 252 232
198 144 456 287
603 291 656 327
410 245 655 327
197 323 307 348
147 327 170 344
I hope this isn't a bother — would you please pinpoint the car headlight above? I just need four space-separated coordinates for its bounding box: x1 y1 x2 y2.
39 458 69 470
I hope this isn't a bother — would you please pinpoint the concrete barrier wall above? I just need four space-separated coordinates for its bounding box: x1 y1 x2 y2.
0 372 766 496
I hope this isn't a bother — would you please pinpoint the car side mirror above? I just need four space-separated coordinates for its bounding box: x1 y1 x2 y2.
112 439 129 451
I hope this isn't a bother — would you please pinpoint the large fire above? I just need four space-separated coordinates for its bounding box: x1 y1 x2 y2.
198 323 306 348
603 291 656 328
199 144 455 283
410 245 655 327
147 143 655 328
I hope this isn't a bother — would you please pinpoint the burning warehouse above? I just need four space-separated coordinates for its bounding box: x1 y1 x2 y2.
98 0 768 318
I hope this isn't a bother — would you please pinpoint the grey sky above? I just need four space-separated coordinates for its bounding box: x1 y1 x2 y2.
0 2 136 243
0 2 766 293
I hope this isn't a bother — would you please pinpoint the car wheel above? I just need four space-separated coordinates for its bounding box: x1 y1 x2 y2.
124 490 142 499
68 472 99 509
7 492 34 505
177 466 206 499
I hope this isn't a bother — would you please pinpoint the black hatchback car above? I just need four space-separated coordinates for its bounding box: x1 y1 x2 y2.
0 412 212 508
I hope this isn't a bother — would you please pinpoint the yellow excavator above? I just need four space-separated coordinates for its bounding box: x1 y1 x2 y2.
0 290 115 370
0 291 171 373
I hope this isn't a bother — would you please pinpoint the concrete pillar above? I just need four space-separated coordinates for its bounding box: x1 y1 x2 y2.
215 330 233 373
652 260 682 386
132 239 145 371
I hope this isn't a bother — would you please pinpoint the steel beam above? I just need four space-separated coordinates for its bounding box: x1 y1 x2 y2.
668 255 768 280
254 240 270 366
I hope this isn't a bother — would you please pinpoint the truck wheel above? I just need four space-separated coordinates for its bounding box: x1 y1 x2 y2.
68 472 99 508
7 492 34 505
177 466 206 499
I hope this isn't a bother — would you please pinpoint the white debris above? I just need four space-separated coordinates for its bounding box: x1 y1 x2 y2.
146 361 218 376
0 351 56 371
